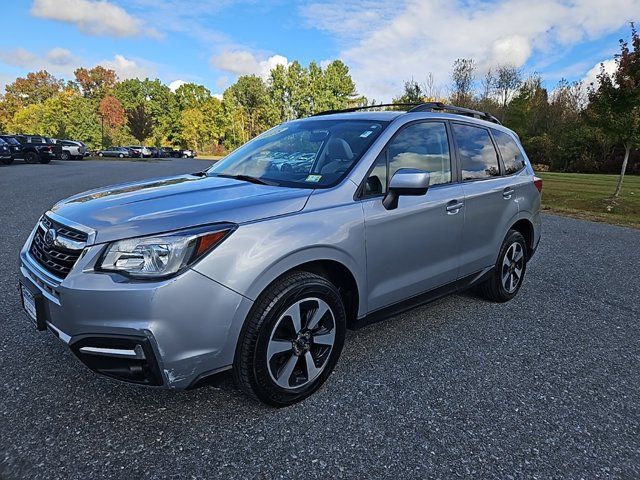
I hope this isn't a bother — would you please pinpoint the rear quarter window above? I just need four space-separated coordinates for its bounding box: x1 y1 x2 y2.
492 129 526 174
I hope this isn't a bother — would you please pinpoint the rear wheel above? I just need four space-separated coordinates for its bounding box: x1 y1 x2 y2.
1 157 13 165
24 151 39 164
98 152 104 157
60 151 70 161
477 230 527 302
234 271 346 406
118 153 124 158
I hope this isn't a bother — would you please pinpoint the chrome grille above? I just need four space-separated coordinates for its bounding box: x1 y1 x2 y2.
29 216 87 279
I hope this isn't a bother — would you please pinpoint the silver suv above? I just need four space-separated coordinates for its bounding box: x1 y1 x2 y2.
18 103 541 406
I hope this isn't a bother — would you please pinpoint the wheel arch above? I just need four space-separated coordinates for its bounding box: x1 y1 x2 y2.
509 218 535 258
244 249 364 328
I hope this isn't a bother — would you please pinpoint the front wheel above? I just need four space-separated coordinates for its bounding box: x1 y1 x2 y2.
234 271 346 406
118 153 124 158
1 157 13 165
60 151 70 161
477 230 527 302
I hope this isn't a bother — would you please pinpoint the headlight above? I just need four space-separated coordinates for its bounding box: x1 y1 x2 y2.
98 224 235 278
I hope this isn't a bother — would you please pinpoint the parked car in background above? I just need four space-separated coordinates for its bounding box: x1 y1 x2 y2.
161 147 181 158
125 145 152 157
0 135 23 162
14 135 60 164
0 137 12 164
57 140 86 160
97 147 131 158
147 146 160 158
180 149 197 158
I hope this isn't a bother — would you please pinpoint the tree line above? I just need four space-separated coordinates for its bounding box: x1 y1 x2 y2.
0 25 638 195
0 60 362 156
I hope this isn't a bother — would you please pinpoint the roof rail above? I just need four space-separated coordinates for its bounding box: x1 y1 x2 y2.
312 101 501 125
408 102 501 125
312 103 420 116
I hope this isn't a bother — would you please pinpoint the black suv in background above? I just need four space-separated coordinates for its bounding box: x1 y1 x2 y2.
0 135 24 164
14 135 61 164
0 138 12 164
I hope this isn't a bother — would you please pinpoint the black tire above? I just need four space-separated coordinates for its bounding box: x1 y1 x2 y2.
234 271 346 407
38 155 51 164
119 153 124 158
1 157 13 165
98 152 104 157
60 151 70 161
477 229 527 302
24 151 39 164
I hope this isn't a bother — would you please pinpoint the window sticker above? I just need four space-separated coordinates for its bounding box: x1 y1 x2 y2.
305 174 323 183
360 130 373 138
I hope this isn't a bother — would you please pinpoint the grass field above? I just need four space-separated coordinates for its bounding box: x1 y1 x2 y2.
539 172 640 228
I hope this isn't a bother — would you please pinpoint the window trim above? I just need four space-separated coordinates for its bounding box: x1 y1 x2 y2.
490 128 527 177
356 119 456 199
450 121 503 183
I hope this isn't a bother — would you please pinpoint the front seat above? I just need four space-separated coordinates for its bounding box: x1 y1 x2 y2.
320 138 354 174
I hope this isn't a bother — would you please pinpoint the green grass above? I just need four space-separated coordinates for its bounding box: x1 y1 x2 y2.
539 172 640 228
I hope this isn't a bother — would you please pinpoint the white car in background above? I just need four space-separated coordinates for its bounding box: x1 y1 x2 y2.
126 145 152 157
57 140 86 160
181 149 197 158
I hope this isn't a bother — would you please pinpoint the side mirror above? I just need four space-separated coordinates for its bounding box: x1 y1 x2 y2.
382 168 430 210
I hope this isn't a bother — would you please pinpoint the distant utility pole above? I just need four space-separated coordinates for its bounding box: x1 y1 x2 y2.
100 115 104 149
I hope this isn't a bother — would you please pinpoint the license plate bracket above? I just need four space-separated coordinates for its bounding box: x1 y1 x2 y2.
20 282 48 331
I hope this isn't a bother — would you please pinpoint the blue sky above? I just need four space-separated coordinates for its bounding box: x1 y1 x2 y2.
0 0 637 100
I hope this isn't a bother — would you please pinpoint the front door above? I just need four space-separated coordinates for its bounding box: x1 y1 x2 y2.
361 121 465 312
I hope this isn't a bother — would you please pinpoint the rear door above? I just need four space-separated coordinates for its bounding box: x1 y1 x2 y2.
451 122 519 276
361 121 465 311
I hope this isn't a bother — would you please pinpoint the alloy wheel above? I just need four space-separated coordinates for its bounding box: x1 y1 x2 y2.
267 298 336 390
501 242 525 293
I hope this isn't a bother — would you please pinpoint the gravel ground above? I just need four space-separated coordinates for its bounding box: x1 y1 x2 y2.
1 159 639 479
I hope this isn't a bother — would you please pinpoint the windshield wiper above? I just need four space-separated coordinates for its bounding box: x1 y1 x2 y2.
214 173 277 186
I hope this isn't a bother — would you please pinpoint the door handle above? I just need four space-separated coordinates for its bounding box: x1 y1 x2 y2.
446 200 464 214
503 187 515 199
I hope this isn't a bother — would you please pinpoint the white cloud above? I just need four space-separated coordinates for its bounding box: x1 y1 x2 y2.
211 50 290 79
301 0 640 100
0 47 80 77
169 79 187 92
97 54 156 80
30 0 161 38
582 58 618 88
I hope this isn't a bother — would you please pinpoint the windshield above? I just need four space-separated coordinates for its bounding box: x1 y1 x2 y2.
207 119 388 188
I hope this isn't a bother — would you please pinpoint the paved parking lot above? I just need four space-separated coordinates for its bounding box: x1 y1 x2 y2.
1 159 639 479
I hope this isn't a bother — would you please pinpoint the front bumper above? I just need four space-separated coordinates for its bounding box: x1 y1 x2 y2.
19 231 253 389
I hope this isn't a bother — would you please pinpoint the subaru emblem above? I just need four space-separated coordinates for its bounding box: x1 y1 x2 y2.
44 228 57 247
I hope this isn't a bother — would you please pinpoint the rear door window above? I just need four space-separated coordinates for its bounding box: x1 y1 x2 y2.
452 124 500 181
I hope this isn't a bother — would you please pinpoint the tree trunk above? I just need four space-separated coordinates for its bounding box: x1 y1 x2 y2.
613 142 631 198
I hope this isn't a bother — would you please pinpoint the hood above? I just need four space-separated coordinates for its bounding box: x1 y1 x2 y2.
50 174 312 244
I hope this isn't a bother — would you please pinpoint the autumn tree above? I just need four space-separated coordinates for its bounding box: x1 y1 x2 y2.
99 96 126 128
587 23 640 197
2 71 64 126
126 104 154 146
74 66 117 99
